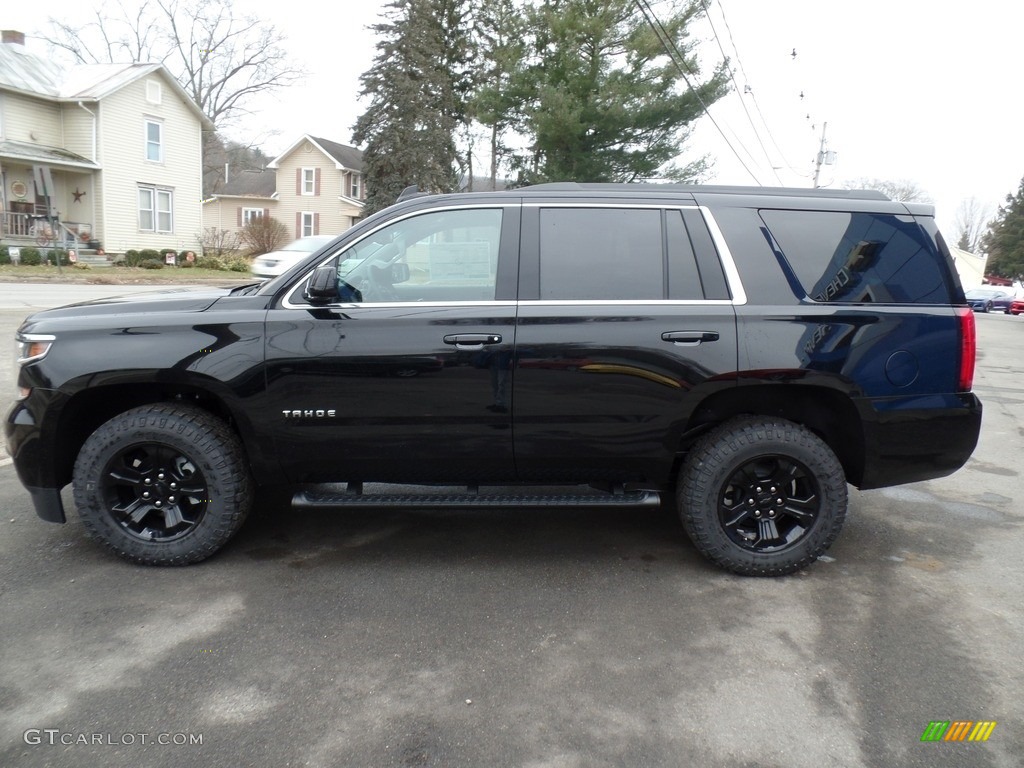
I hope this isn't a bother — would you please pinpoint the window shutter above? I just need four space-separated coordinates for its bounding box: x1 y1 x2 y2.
314 168 321 197
263 208 270 219
296 211 301 238
314 212 320 235
295 169 301 195
236 207 242 227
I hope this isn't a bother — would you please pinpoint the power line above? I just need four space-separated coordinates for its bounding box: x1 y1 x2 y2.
699 0 782 184
632 0 763 185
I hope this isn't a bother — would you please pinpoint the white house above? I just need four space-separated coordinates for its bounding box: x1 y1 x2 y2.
0 30 212 258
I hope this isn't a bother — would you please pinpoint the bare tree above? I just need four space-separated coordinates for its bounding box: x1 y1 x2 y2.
43 0 306 131
952 197 992 253
238 215 288 256
843 178 932 203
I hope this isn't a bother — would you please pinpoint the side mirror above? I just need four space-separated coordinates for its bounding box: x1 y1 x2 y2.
305 265 338 304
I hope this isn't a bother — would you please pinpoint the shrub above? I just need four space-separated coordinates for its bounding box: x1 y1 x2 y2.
18 247 42 266
227 258 250 272
73 262 92 270
124 249 141 267
138 249 161 262
195 256 225 271
48 248 71 266
240 216 289 255
140 259 165 269
0 246 10 265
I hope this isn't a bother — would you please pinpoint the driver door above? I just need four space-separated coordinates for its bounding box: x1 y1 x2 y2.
262 204 521 485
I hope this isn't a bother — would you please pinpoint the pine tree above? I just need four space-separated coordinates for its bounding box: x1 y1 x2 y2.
354 0 474 215
981 177 1024 281
509 0 729 184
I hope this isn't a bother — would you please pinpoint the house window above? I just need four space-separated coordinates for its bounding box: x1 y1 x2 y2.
351 175 360 199
145 120 163 162
242 208 264 225
139 186 173 233
301 168 315 195
300 212 315 237
146 80 162 105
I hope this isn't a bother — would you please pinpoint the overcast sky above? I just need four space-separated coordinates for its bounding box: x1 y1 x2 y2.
6 0 1023 236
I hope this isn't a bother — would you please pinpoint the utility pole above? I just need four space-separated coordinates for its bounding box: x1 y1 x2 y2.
812 122 836 188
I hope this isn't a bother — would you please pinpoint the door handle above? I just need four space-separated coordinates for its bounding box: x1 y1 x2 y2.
661 331 720 346
443 334 502 349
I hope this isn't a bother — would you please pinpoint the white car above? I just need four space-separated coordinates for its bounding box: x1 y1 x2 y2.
250 235 336 279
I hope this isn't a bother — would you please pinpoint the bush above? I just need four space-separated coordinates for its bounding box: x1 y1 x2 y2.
48 248 72 267
124 249 141 267
139 259 165 269
227 258 250 272
18 247 42 266
73 262 92 270
0 247 10 265
195 256 225 271
178 258 194 268
138 249 161 261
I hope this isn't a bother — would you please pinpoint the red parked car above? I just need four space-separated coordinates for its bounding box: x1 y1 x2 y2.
1010 297 1024 315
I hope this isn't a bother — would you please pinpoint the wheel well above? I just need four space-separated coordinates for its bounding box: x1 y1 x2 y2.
53 384 237 488
682 385 866 486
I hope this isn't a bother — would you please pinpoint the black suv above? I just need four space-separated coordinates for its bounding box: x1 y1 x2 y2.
6 184 982 575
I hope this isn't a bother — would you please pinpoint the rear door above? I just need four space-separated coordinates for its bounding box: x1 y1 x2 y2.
512 201 740 485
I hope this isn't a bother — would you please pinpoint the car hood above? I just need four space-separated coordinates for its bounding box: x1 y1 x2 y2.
18 287 234 330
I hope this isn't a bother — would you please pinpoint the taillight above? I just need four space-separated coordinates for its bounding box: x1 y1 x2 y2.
956 307 976 391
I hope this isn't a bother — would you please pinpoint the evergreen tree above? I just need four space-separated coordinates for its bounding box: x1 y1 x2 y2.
470 0 529 189
981 177 1024 281
509 0 729 184
354 0 474 215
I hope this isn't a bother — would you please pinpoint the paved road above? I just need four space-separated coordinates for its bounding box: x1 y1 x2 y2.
0 285 1021 767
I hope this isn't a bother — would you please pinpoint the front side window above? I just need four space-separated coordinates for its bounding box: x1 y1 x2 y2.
145 120 163 162
331 208 503 304
242 207 264 225
139 186 173 233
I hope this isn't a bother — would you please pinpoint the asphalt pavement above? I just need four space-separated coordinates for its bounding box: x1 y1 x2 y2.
0 283 1021 768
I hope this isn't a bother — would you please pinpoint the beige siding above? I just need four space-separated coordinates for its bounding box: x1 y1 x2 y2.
60 103 96 161
95 73 204 254
274 144 360 239
201 197 279 244
2 93 61 146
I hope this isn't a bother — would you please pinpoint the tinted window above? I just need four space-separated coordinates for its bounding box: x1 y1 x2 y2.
538 208 706 300
759 210 954 304
340 208 502 303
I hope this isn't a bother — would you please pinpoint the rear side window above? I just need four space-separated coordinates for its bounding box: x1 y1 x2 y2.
759 210 955 304
537 208 706 300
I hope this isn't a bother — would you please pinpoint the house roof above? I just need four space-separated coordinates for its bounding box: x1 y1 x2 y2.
267 135 364 172
0 40 214 130
209 169 277 199
0 139 100 171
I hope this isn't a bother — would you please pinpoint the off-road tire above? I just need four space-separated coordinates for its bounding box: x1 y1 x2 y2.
677 416 847 577
72 404 252 565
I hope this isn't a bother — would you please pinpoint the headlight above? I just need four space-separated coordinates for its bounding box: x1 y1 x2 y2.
17 334 55 365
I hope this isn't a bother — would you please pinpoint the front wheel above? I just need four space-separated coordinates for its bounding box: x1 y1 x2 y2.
72 404 252 565
677 416 847 576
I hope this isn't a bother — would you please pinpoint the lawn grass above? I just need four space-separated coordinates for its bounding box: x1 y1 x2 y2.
0 264 253 283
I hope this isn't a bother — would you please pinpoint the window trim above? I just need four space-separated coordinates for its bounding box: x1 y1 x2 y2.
144 119 163 163
138 185 174 234
301 168 316 196
299 211 315 237
242 207 264 225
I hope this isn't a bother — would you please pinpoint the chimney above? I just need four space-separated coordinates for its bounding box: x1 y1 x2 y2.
2 30 26 46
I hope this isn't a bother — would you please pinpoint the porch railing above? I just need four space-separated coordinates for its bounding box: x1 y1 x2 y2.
2 212 92 244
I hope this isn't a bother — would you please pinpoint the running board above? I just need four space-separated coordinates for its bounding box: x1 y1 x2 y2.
292 488 661 509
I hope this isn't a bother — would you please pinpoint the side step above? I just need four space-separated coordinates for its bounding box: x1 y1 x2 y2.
292 488 661 509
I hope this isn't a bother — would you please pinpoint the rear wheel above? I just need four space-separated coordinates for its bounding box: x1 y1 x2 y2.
677 416 847 576
72 404 252 565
